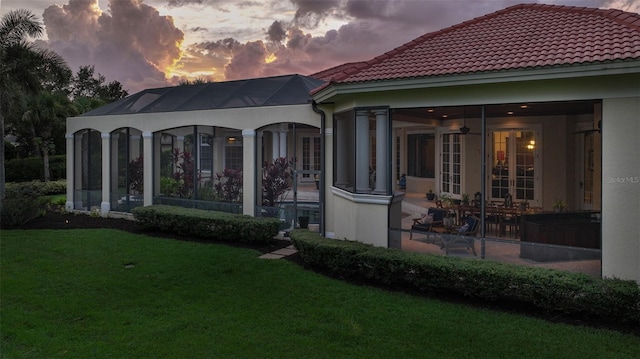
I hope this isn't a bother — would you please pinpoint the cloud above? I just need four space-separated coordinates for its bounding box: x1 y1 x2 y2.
32 0 636 93
290 0 340 28
267 20 287 43
42 0 184 93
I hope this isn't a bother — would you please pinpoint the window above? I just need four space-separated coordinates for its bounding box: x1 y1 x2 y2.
407 133 435 178
225 137 243 170
333 107 390 194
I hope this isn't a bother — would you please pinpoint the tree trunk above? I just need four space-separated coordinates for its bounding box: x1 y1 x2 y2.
43 142 50 182
0 113 5 214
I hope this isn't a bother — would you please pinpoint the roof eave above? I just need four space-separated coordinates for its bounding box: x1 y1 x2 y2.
312 60 640 103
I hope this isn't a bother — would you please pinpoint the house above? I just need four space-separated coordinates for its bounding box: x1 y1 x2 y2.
66 4 640 282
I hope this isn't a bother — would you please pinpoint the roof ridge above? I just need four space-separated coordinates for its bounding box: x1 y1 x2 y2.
330 3 640 82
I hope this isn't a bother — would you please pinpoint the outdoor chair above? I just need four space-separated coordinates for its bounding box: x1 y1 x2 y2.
409 207 447 241
441 215 479 256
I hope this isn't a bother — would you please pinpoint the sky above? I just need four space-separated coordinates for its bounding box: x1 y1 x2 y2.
2 0 639 94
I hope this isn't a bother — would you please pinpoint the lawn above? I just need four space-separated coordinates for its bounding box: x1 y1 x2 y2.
2 229 639 358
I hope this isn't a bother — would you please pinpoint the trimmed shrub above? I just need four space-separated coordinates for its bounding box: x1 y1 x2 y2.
5 180 67 197
5 155 66 182
290 230 640 326
132 205 280 243
2 180 67 228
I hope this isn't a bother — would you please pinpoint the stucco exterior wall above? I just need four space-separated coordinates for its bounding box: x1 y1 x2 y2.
67 104 318 134
601 97 640 282
330 187 391 247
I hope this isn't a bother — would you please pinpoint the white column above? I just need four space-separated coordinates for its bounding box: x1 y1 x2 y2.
130 134 141 159
213 134 225 174
335 120 350 187
271 131 280 159
356 110 370 192
242 129 256 216
100 132 111 216
279 130 287 159
257 131 264 168
143 132 153 207
65 133 74 211
373 109 388 194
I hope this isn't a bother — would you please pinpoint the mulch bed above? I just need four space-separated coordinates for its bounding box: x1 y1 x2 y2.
13 210 639 336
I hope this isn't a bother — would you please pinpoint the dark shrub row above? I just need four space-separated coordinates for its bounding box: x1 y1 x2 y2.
5 155 66 182
5 180 67 197
132 205 281 243
290 230 640 326
2 180 68 228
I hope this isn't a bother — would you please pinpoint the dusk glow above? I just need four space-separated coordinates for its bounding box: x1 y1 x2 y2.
2 0 638 93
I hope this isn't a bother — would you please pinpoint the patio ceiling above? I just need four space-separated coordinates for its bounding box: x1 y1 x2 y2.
392 100 599 124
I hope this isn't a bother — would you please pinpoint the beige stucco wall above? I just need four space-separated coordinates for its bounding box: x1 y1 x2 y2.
66 104 319 134
330 188 392 247
601 97 640 282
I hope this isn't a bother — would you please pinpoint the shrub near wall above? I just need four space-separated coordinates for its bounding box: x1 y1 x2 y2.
290 230 640 327
132 205 280 243
5 155 66 182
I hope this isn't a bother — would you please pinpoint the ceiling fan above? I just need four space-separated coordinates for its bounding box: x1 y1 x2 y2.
572 120 601 135
457 115 481 136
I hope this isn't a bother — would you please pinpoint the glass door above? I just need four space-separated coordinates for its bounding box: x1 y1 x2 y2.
441 133 461 197
300 135 321 182
577 131 595 210
490 129 539 205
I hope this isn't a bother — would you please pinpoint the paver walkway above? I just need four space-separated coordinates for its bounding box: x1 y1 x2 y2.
259 245 297 259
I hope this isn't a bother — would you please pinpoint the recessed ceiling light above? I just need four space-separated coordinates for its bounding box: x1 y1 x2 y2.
507 111 514 115
427 109 434 113
442 114 448 118
520 105 528 109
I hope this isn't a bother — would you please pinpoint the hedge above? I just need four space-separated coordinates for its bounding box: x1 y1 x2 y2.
290 230 640 326
132 205 281 243
5 155 66 182
5 180 67 198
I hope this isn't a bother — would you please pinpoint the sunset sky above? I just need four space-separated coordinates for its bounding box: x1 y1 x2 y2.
3 0 639 94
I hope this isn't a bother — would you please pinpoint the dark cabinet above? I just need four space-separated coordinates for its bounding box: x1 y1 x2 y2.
519 212 600 261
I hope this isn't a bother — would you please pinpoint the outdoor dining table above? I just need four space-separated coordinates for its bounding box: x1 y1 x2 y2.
444 204 537 237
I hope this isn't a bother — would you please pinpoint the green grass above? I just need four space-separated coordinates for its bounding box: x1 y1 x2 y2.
2 229 639 358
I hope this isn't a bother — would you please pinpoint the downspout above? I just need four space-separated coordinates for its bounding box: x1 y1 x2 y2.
311 101 326 236
480 105 487 259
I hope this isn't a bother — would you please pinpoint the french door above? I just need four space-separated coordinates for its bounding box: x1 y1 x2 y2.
576 129 596 210
300 135 321 183
489 128 540 205
440 133 462 197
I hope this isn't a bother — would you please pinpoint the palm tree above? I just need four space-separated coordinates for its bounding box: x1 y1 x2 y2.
21 91 77 181
0 9 70 210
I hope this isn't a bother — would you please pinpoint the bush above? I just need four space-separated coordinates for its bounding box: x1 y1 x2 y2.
5 180 67 197
2 180 67 228
132 205 280 243
5 155 66 182
290 230 640 326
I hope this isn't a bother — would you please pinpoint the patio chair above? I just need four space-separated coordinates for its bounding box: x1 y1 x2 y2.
409 207 447 241
441 215 479 256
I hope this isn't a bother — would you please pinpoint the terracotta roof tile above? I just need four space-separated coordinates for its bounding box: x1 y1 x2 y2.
330 3 640 84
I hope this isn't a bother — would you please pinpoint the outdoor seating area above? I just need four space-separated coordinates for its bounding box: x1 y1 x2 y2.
400 191 602 277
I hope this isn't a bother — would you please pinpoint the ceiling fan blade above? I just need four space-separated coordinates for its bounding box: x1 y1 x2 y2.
572 129 599 135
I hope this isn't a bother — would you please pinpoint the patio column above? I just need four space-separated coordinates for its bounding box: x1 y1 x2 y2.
100 132 111 216
213 132 224 174
143 132 153 206
130 133 141 159
373 109 388 194
65 133 74 211
335 119 350 187
271 131 279 159
356 110 370 192
279 127 287 159
242 129 256 216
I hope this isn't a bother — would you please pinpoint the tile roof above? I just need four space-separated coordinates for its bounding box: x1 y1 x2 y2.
321 3 640 85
